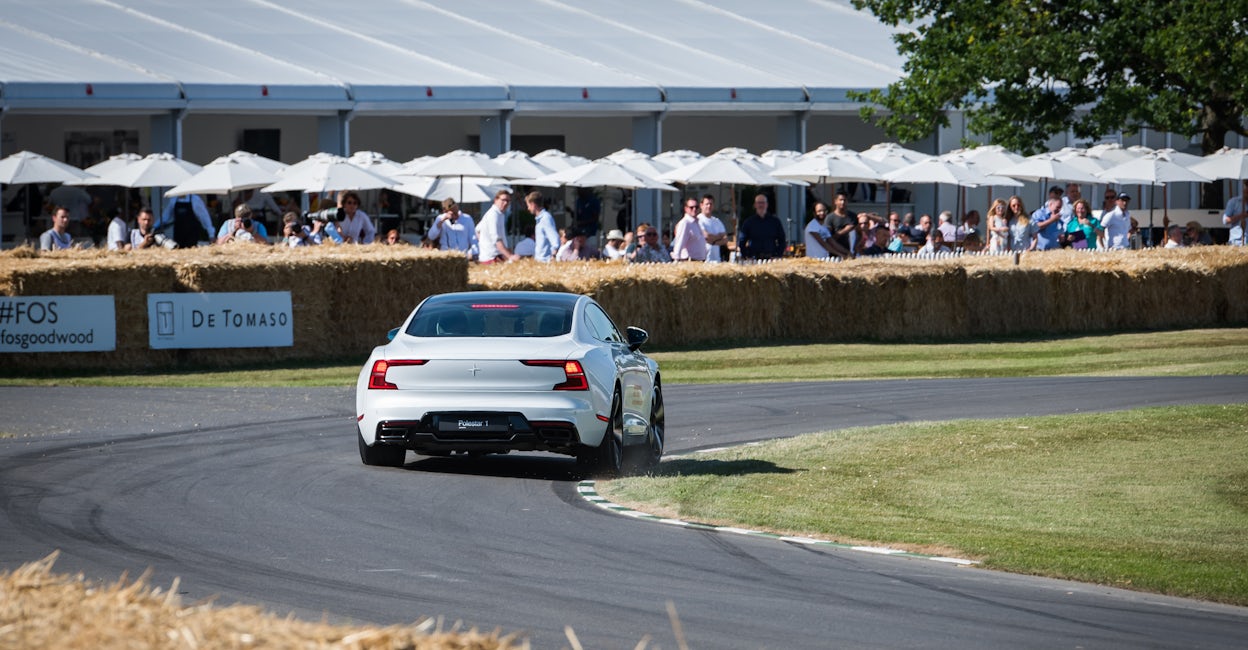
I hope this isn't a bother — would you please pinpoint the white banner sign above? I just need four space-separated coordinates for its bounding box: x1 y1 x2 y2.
0 295 116 353
148 292 293 349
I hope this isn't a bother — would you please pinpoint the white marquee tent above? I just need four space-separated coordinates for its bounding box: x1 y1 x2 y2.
0 0 906 117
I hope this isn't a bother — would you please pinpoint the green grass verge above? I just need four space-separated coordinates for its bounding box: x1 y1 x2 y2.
599 404 1248 605
2 328 1247 387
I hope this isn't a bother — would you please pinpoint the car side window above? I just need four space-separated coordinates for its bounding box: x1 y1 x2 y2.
584 304 624 344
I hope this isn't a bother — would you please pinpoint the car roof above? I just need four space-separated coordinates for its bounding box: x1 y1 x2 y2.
422 291 584 307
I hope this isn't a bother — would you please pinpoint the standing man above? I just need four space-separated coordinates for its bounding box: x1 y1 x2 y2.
527 191 560 262
477 189 519 263
427 198 477 257
1102 193 1132 250
106 207 130 251
1032 196 1066 251
39 206 73 251
672 196 708 261
159 193 215 248
737 194 786 260
1064 182 1082 218
1222 178 1248 246
822 191 857 257
697 194 728 261
804 206 836 259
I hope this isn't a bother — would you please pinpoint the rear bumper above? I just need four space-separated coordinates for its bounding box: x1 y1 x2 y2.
375 413 583 455
357 391 606 455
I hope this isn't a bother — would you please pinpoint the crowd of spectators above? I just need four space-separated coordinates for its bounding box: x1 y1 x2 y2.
29 181 1245 257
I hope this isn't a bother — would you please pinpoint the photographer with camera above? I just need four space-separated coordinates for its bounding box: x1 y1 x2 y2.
216 204 271 245
130 207 175 249
281 211 316 247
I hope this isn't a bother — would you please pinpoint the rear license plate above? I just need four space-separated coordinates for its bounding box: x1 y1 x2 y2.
435 414 511 433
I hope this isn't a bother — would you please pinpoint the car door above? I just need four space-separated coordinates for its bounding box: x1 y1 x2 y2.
583 302 652 437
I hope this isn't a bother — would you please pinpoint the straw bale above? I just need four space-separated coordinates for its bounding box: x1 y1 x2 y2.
3 245 1246 372
1 246 468 370
0 553 523 649
0 251 180 370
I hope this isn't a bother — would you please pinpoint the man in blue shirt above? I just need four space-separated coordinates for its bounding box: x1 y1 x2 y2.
527 191 560 262
1032 186 1067 250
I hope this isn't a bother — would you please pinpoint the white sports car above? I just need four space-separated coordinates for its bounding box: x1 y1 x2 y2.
355 291 664 475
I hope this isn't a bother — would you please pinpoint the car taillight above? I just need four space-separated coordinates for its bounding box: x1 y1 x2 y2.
368 359 427 390
521 360 589 391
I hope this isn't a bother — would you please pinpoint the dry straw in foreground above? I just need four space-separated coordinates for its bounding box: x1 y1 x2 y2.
0 553 525 650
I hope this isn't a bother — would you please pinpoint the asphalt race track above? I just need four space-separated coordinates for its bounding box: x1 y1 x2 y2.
2 377 1247 649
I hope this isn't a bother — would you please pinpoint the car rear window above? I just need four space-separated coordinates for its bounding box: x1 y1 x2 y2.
406 296 575 338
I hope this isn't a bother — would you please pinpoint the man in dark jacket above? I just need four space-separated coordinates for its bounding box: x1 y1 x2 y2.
737 193 786 260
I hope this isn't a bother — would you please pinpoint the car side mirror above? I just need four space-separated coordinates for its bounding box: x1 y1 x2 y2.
626 326 649 351
387 327 400 342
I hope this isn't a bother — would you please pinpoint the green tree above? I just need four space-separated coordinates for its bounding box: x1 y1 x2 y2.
850 0 1248 160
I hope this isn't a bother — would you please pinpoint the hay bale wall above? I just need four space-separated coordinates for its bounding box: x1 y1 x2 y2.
2 247 1245 372
0 246 467 370
473 248 1248 347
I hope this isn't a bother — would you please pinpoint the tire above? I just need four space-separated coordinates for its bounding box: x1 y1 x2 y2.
643 383 666 469
625 383 665 473
578 388 624 477
358 429 406 467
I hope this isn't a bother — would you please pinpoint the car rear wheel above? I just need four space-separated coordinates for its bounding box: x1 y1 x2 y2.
578 388 623 477
642 384 665 469
358 428 406 467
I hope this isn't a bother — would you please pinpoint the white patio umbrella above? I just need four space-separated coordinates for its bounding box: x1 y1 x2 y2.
772 147 884 184
409 149 521 205
1051 147 1114 175
414 149 514 179
0 150 94 185
1190 147 1248 244
164 155 282 197
348 151 406 177
996 153 1105 205
759 149 803 171
1096 151 1211 245
946 145 1025 171
883 156 1021 187
1086 142 1146 166
91 152 202 188
606 148 674 180
261 153 396 193
402 155 436 173
1188 146 1248 180
540 159 676 191
884 156 1021 224
392 176 510 204
940 145 1026 221
654 149 704 169
772 146 883 220
860 142 936 216
531 149 590 172
0 150 95 244
493 151 555 180
225 150 288 175
860 142 934 171
72 153 142 186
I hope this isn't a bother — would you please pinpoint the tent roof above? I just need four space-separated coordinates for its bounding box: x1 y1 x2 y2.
0 0 906 114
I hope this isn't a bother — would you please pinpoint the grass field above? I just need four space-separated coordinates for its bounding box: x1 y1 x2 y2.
599 404 1248 605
